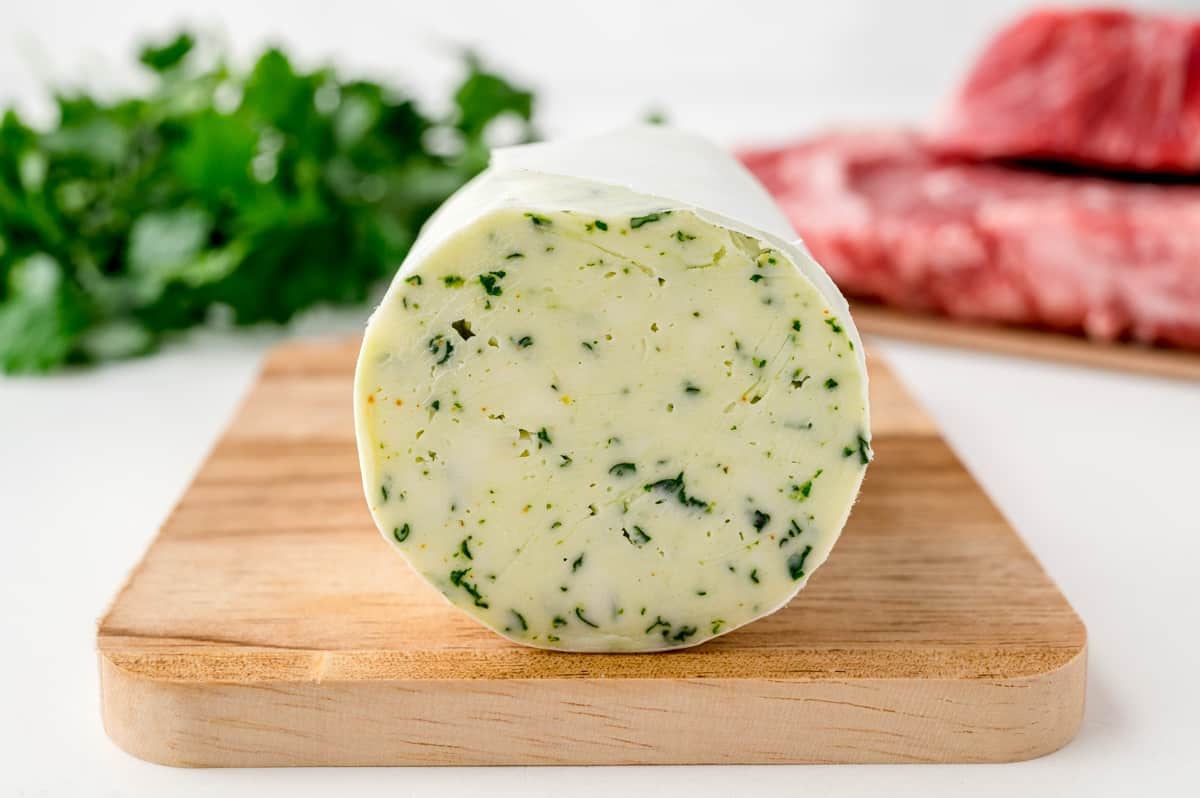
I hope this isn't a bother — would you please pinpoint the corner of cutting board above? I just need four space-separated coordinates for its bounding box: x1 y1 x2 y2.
98 651 204 768
994 636 1088 763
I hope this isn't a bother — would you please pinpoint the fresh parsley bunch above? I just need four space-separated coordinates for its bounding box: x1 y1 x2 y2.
0 33 535 373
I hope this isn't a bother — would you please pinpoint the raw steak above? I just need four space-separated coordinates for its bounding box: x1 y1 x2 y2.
740 131 1200 349
931 8 1200 174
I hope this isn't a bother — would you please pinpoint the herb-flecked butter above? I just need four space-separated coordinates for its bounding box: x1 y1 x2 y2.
355 130 871 652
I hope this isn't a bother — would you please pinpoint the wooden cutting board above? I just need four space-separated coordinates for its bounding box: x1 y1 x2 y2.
97 338 1086 767
852 303 1200 381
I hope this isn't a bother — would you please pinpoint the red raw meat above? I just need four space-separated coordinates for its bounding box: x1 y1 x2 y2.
931 8 1200 174
740 131 1200 349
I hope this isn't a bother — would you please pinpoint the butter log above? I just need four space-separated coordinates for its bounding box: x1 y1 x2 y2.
355 128 871 651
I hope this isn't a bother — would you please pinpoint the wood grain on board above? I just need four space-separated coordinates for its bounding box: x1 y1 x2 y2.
97 337 1087 767
852 303 1200 381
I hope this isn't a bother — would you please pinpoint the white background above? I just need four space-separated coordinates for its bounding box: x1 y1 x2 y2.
2 1 1199 796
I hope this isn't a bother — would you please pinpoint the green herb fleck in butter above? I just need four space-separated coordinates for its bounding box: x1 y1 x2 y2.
356 204 869 652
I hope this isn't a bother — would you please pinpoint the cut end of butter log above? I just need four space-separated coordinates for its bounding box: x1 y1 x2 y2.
355 128 871 652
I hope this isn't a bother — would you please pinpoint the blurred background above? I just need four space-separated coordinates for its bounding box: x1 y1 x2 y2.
4 0 1193 139
3 0 1199 373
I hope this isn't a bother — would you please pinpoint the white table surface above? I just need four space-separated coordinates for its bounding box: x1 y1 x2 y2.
4 327 1198 796
3 1 1200 795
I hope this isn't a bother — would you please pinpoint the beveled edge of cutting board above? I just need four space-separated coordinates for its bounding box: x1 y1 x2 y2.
852 302 1200 381
95 337 1088 766
97 644 1086 766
